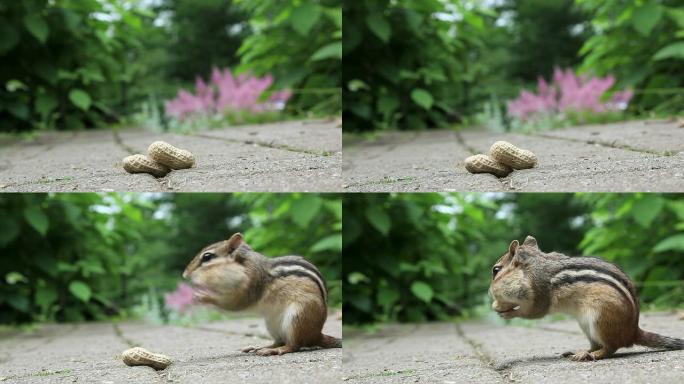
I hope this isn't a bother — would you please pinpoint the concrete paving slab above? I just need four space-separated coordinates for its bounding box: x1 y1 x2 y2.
0 120 342 192
198 119 342 154
541 119 684 155
342 120 684 192
343 313 684 384
0 316 342 384
343 130 505 192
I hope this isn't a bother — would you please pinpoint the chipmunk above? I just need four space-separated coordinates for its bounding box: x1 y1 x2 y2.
182 233 341 356
489 235 684 361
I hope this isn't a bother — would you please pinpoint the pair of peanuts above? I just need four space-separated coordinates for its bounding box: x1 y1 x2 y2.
122 141 195 178
464 141 537 177
122 347 172 370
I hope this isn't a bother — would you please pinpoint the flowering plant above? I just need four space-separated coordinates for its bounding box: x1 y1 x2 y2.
164 282 195 313
507 68 633 122
164 67 292 121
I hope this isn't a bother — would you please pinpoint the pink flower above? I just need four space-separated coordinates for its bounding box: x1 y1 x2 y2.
507 68 633 121
164 282 195 313
164 67 292 120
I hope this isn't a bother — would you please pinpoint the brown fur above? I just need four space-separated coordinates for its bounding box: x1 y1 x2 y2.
489 235 684 361
183 233 341 356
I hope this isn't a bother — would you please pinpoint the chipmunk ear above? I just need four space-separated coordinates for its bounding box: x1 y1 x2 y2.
508 240 519 255
522 235 538 249
226 233 244 254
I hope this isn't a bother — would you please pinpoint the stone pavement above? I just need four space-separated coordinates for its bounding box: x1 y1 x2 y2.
0 119 341 192
343 120 684 192
0 316 342 384
343 312 684 384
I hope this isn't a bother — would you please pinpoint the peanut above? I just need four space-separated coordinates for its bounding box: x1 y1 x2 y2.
464 154 512 177
122 347 172 370
148 141 195 170
122 154 170 178
489 141 537 170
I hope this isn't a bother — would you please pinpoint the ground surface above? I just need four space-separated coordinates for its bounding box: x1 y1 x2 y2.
0 316 342 384
343 119 684 192
344 312 684 383
0 119 341 192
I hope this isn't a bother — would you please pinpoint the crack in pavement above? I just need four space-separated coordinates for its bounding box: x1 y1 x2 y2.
528 132 673 156
190 132 334 157
454 323 519 383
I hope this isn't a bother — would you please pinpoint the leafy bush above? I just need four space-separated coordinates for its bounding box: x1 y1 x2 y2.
0 0 149 132
343 1 495 132
235 0 341 116
576 0 684 114
0 193 341 324
343 193 684 325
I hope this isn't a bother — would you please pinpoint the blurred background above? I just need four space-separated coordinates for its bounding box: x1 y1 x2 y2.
343 193 684 325
0 0 341 133
343 0 684 132
0 193 341 325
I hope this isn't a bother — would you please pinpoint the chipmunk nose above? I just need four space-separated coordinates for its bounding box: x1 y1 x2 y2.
182 269 190 279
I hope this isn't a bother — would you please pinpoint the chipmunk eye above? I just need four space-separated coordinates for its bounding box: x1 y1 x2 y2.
492 266 502 278
201 252 215 264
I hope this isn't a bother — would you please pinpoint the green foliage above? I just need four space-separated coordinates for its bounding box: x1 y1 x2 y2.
0 0 149 132
155 0 250 82
576 0 684 114
235 0 342 116
499 0 589 82
343 1 495 132
343 193 684 325
343 193 512 324
0 193 341 324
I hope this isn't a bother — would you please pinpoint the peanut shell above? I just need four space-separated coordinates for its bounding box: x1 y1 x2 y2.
122 347 172 370
464 154 512 177
489 141 537 170
122 154 170 178
148 141 195 170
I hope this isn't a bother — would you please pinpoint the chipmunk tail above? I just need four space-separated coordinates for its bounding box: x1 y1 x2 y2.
319 334 342 349
636 328 684 350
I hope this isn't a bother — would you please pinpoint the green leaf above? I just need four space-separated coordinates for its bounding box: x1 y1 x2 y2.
632 4 662 36
366 13 391 43
68 89 91 111
631 195 664 228
365 206 391 235
653 42 684 61
377 284 400 309
24 206 49 236
36 285 58 310
23 14 49 43
411 281 433 303
310 234 342 253
6 79 27 92
291 4 321 36
0 24 20 54
36 94 58 117
347 272 370 284
0 215 20 246
69 281 91 302
291 195 322 228
6 272 28 285
411 88 434 110
347 79 369 92
653 234 684 253
377 94 400 116
310 42 342 61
